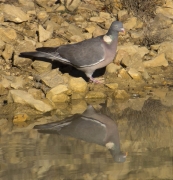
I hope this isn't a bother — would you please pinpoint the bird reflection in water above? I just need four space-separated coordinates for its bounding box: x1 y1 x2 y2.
34 105 127 163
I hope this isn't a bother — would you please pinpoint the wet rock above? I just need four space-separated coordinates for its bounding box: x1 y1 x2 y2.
28 88 45 99
2 44 14 62
39 25 52 42
105 83 118 90
85 91 106 99
13 55 32 67
13 113 29 123
64 0 81 11
9 90 53 112
158 41 173 61
70 100 87 114
106 63 121 73
32 60 52 73
118 68 131 79
0 27 17 44
124 17 137 30
69 77 88 93
38 69 64 88
114 90 130 99
46 84 68 100
2 4 29 23
143 53 168 68
128 68 142 81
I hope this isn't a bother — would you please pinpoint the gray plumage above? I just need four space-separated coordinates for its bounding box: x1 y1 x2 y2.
21 21 124 82
34 105 126 163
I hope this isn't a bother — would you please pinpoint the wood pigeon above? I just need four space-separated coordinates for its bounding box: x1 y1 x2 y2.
34 105 127 163
20 21 124 82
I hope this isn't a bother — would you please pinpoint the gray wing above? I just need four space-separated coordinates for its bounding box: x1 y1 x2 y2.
57 36 105 67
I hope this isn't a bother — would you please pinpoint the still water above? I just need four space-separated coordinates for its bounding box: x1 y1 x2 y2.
0 96 173 180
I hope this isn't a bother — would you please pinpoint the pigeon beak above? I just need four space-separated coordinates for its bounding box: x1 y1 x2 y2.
120 28 125 35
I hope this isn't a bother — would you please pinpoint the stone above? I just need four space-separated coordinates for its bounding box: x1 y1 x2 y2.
39 25 52 42
69 77 88 93
0 27 17 44
106 63 121 73
68 24 84 37
156 7 173 19
85 91 106 99
37 11 48 21
0 84 8 95
2 4 29 23
70 35 84 42
50 93 70 103
43 38 64 47
46 84 68 100
128 68 142 81
11 76 25 89
114 49 129 64
93 25 107 37
64 0 81 11
118 68 131 79
130 30 144 40
114 90 130 99
28 88 45 99
90 17 105 23
105 83 118 90
143 53 168 68
13 113 29 123
32 60 52 73
2 44 14 61
0 39 5 50
118 10 128 21
15 40 35 54
0 78 10 88
9 90 53 112
124 17 137 30
70 100 87 114
13 55 32 67
99 12 111 19
38 69 64 88
56 5 66 12
158 41 173 61
73 15 85 22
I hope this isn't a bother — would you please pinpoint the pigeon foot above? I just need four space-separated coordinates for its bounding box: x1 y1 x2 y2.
89 77 105 84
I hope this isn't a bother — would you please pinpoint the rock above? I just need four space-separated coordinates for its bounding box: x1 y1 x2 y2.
32 60 52 73
85 91 106 99
46 84 68 100
106 63 121 73
68 24 84 38
114 90 130 99
90 16 105 23
118 68 131 79
0 39 5 50
0 27 17 44
69 77 88 93
70 35 84 42
0 78 10 88
13 55 32 67
158 41 173 61
37 11 48 21
2 44 14 61
73 15 85 22
13 113 29 123
56 5 66 12
150 44 161 51
39 25 52 42
130 30 144 40
124 17 137 30
105 83 118 90
43 38 64 47
15 40 35 54
128 68 142 81
0 84 8 95
11 76 25 89
50 93 70 103
2 4 29 23
143 53 168 68
99 12 111 19
9 90 53 112
38 69 64 88
156 6 173 19
70 100 87 114
64 0 81 11
118 10 128 21
114 49 129 64
93 25 107 37
28 88 45 99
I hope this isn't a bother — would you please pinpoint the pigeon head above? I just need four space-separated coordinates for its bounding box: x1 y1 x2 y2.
107 21 125 36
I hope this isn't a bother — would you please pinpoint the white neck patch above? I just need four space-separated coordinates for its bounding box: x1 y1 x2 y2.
106 142 114 149
103 35 112 44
